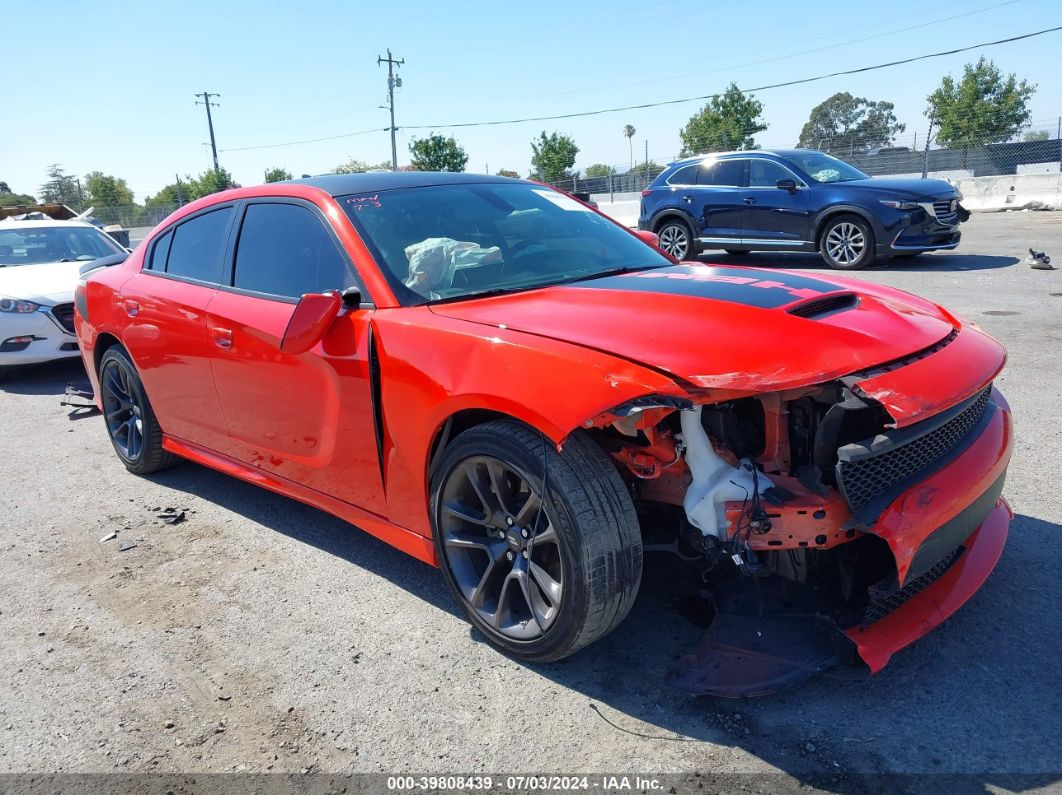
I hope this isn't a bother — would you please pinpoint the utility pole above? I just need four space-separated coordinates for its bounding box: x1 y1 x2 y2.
194 91 221 171
377 49 404 171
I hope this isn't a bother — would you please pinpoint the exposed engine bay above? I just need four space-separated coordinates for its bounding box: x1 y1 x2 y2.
587 380 999 696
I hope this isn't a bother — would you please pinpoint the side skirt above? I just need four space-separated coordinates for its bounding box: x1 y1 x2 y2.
161 434 438 567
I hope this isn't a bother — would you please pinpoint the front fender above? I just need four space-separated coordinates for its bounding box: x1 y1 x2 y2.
811 203 885 242
373 307 684 536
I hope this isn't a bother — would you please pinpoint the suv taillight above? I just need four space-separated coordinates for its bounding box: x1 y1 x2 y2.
640 189 652 198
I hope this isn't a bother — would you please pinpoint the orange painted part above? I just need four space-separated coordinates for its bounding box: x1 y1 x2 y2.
844 499 1011 673
875 389 1012 585
161 434 438 566
725 474 856 551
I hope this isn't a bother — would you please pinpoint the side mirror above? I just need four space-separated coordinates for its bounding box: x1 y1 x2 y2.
634 229 661 248
280 290 342 354
776 178 798 193
340 286 362 309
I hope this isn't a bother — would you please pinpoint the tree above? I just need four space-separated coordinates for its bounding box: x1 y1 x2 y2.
408 134 468 172
680 83 767 156
187 168 237 197
623 124 636 169
1024 130 1050 142
530 131 579 184
264 167 292 183
926 57 1035 148
334 158 391 174
797 92 905 155
0 181 36 207
627 160 662 175
585 163 616 179
39 164 80 206
495 169 520 179
83 172 134 207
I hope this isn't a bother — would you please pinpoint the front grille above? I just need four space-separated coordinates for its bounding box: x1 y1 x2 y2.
838 386 992 521
51 303 76 334
862 546 964 626
932 199 959 225
787 292 858 318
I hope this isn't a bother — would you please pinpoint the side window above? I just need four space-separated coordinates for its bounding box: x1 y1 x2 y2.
165 207 234 283
666 164 699 185
749 159 796 187
233 203 357 300
146 229 172 271
698 159 744 187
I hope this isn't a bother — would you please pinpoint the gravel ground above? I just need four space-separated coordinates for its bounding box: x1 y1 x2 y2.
0 211 1060 791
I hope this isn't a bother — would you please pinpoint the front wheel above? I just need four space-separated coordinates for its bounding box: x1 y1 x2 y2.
656 219 694 260
99 346 179 475
819 215 876 270
430 420 642 662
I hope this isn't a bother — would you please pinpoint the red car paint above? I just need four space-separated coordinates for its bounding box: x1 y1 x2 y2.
74 179 1012 677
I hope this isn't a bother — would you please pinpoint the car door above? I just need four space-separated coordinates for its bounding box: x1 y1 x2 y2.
204 198 386 514
692 158 746 246
117 205 235 451
740 158 812 246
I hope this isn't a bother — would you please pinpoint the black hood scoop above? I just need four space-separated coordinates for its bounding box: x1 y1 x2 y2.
787 292 859 319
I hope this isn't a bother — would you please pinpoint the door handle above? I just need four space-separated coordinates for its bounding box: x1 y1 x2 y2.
681 195 694 204
122 299 139 317
211 327 233 349
743 197 757 205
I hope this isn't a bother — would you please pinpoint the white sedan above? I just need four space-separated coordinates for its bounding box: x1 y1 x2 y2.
0 219 126 376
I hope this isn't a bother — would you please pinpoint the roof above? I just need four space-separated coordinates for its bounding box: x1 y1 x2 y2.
289 171 517 196
671 148 816 166
0 218 97 230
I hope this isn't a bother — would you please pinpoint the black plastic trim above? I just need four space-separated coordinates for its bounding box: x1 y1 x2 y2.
367 325 386 485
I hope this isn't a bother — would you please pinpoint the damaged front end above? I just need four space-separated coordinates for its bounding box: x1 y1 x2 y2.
586 337 1012 696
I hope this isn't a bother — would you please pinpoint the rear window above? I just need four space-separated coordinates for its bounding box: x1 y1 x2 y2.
164 207 234 284
699 159 743 186
146 230 172 271
666 164 700 185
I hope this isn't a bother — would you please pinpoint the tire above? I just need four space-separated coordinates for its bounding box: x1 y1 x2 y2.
819 214 876 270
724 249 750 256
98 346 179 475
430 419 642 662
655 218 694 260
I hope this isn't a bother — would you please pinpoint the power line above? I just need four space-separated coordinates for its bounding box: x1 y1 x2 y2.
218 126 386 153
508 0 1025 102
403 24 1062 130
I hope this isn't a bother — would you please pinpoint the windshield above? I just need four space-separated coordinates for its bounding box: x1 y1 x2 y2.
784 152 869 184
0 224 124 267
338 182 671 305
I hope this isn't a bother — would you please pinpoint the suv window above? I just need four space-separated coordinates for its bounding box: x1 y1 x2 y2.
146 229 172 271
698 159 744 187
165 207 234 283
233 203 356 300
749 159 796 187
666 164 700 185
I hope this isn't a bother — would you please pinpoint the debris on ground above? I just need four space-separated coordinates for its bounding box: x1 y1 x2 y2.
1026 248 1054 270
99 532 118 543
156 507 188 525
118 539 137 552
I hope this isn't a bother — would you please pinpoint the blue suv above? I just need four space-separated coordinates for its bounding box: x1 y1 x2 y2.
638 149 967 269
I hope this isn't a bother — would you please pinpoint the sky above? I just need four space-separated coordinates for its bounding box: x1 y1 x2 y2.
4 0 1062 201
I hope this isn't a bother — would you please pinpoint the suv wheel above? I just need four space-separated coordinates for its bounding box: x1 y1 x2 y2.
819 215 875 270
656 219 693 260
430 420 642 662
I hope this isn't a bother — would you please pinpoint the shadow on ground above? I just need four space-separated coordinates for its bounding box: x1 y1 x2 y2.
698 251 1020 273
138 453 1062 791
0 358 87 396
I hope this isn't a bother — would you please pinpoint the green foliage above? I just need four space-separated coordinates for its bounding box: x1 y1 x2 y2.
495 169 520 179
84 172 134 207
137 168 237 225
926 57 1036 148
679 83 767 156
0 181 36 207
408 134 469 172
38 164 80 205
530 131 579 184
334 158 392 174
584 163 616 179
626 160 662 175
1024 130 1050 142
264 167 293 183
797 92 905 155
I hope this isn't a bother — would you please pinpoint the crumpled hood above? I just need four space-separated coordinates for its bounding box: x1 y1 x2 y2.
0 261 80 305
430 264 959 395
839 177 958 200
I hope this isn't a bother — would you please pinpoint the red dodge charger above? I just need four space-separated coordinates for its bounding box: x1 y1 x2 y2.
74 173 1012 695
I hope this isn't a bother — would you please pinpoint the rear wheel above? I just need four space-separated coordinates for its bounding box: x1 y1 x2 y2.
99 346 179 475
819 215 876 270
430 420 642 662
656 218 694 260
